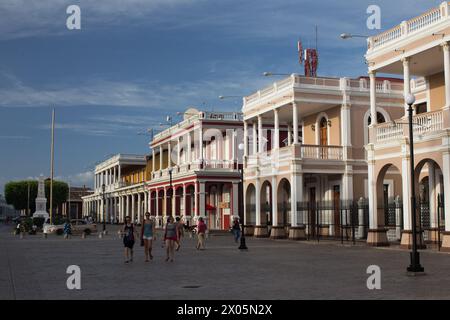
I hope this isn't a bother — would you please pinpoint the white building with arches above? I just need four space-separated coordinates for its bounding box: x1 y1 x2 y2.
365 1 450 250
241 74 404 240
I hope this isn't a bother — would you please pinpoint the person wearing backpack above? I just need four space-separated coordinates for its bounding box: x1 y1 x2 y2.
122 216 137 263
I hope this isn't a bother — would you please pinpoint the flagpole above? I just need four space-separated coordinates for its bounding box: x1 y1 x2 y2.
50 108 55 224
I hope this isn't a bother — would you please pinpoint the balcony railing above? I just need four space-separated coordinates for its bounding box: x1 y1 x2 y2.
374 110 445 143
368 3 448 51
151 160 238 179
300 145 344 160
152 111 243 143
246 144 344 168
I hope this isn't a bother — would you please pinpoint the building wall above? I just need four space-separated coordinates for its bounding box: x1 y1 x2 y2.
428 71 445 111
302 105 341 145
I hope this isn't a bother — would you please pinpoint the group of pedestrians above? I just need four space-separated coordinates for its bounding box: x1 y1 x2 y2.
120 212 209 263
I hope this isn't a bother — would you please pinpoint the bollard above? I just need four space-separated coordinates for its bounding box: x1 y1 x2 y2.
98 232 103 239
81 232 86 239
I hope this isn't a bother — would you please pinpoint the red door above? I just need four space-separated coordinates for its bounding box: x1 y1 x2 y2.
223 214 230 230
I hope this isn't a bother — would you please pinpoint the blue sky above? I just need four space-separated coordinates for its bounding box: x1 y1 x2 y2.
0 0 443 193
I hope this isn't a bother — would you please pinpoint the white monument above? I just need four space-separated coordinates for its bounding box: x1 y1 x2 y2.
33 176 49 219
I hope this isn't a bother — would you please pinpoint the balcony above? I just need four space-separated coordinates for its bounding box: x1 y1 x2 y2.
246 144 345 170
151 160 238 180
373 110 447 144
152 111 243 143
243 75 403 112
367 2 449 53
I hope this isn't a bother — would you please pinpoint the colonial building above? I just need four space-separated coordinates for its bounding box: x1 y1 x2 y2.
61 186 93 220
242 74 404 240
146 108 243 229
365 1 450 250
82 154 152 224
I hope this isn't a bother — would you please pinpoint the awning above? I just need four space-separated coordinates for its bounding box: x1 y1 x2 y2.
193 204 216 211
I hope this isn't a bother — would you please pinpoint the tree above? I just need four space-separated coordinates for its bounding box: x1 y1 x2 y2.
4 179 68 215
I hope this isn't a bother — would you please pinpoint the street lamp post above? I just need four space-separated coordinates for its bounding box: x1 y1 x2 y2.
237 143 248 250
405 93 424 273
102 183 106 233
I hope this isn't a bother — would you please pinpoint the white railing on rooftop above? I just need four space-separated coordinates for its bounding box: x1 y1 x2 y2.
244 75 403 108
152 111 243 142
368 2 448 51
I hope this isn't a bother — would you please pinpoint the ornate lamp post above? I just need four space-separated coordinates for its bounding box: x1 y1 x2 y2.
405 93 424 273
238 143 247 250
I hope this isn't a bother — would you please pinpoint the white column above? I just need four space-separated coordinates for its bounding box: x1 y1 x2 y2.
401 155 412 230
342 165 354 201
232 182 239 219
194 183 199 217
442 151 450 231
252 121 257 155
258 115 263 153
144 191 148 214
429 163 437 228
137 193 142 223
291 172 303 227
156 190 160 217
159 145 163 170
177 137 181 166
367 152 378 229
402 57 411 117
113 166 116 184
183 184 187 216
187 133 192 163
287 124 292 146
131 194 136 222
271 176 278 226
198 126 204 163
341 104 352 147
292 103 299 144
118 165 121 184
243 121 249 157
126 195 130 219
369 71 377 126
168 142 172 168
274 109 280 149
199 182 206 218
443 42 450 108
255 178 261 226
94 174 97 190
152 149 156 174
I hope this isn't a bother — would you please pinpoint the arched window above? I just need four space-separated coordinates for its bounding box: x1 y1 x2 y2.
368 112 386 126
319 117 328 146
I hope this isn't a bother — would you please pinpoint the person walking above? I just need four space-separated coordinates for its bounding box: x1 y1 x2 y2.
175 216 184 251
122 216 137 263
140 212 156 262
196 217 207 250
164 216 177 262
231 217 241 243
63 219 72 239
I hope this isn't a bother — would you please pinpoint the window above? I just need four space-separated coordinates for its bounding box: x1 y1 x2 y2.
415 103 427 114
368 112 386 126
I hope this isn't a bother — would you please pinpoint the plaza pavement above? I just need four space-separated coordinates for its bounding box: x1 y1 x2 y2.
1 224 450 300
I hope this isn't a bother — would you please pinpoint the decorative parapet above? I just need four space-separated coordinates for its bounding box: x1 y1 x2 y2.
367 2 449 52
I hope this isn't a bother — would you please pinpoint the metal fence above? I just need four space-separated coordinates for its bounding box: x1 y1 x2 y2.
296 199 369 244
